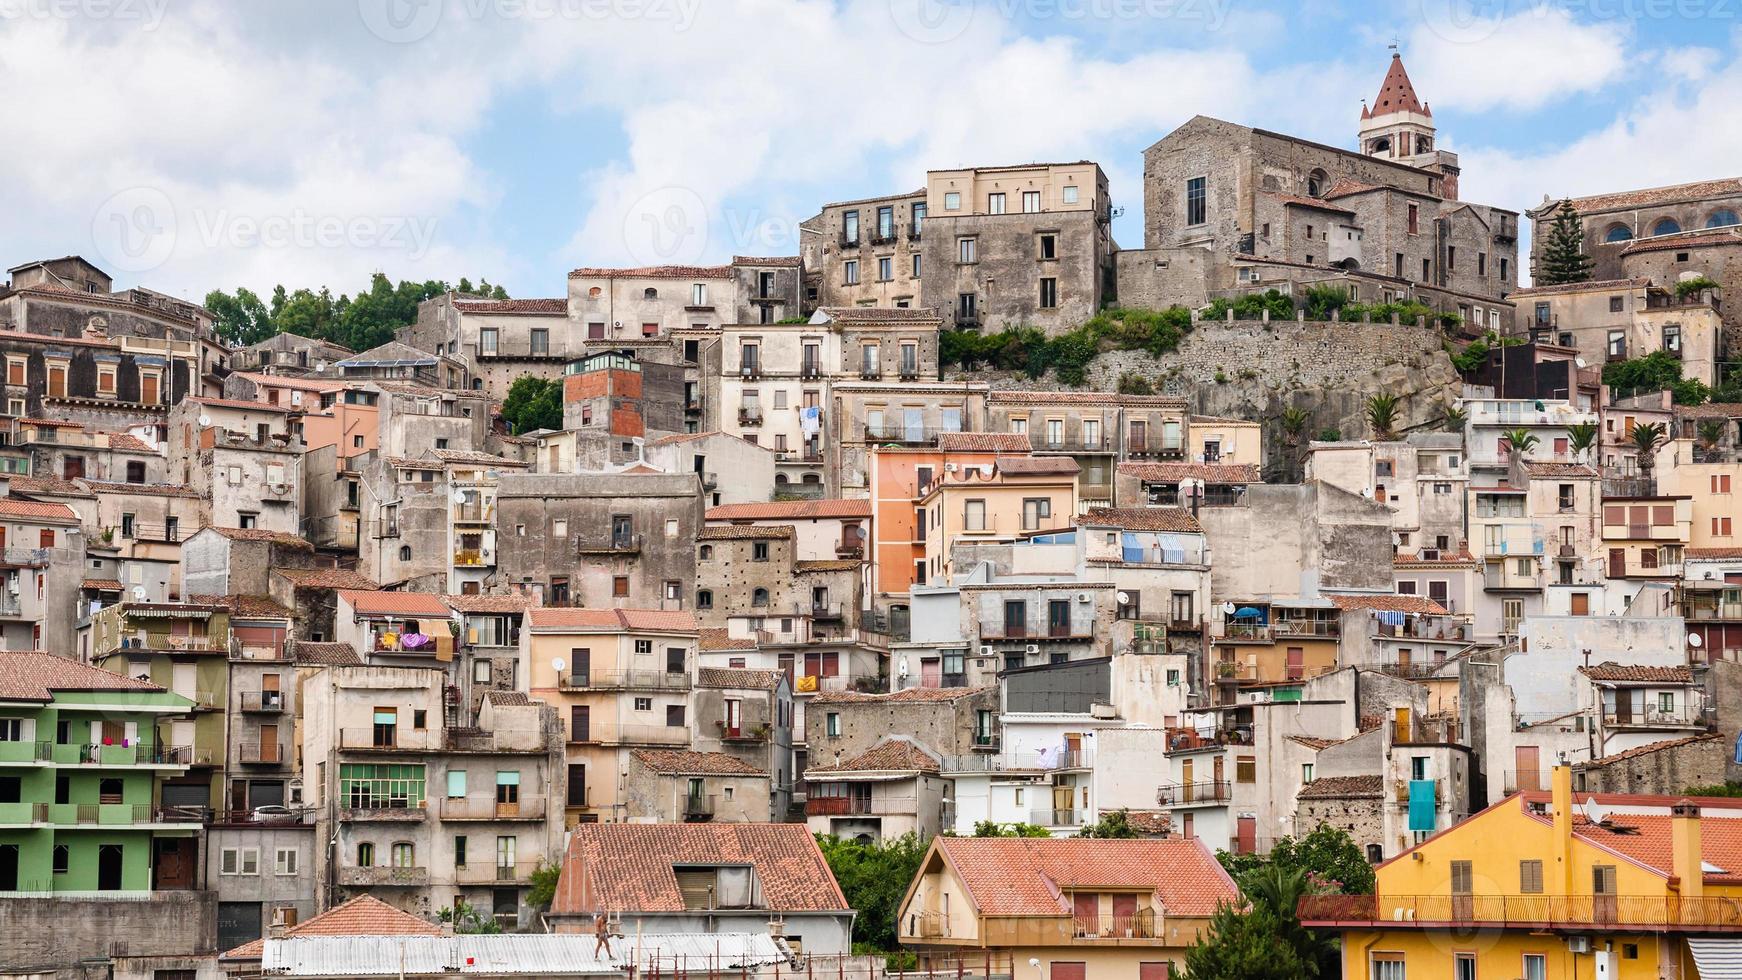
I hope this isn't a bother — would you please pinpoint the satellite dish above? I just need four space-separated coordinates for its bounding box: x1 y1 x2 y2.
551 658 566 672
631 437 645 447
1116 591 1131 605
1580 796 1609 825
453 490 469 504
897 657 909 677
131 586 147 600
1689 633 1704 648
197 414 212 426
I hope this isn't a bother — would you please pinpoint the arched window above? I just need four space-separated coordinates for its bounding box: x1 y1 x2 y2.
1306 169 1328 198
1652 218 1682 236
752 588 769 607
698 545 713 560
1707 209 1741 229
399 545 412 562
697 590 713 609
357 842 375 867
391 842 415 867
1369 136 1391 155
1414 134 1432 155
801 473 821 485
1604 224 1634 243
643 287 658 300
588 286 602 298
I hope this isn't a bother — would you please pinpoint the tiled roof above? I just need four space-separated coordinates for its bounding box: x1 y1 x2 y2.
1120 810 1173 835
337 590 453 618
525 607 698 633
0 651 167 702
1558 800 1742 884
696 667 785 690
698 524 793 541
706 499 871 520
552 824 848 915
1118 462 1262 483
3 475 93 497
732 255 802 267
451 297 568 314
796 560 860 572
485 691 533 706
16 417 86 428
1676 403 1742 420
274 567 383 591
1298 774 1385 799
189 594 296 618
1560 178 1742 214
1573 732 1724 770
206 527 316 550
1621 229 1742 256
232 372 346 392
1577 662 1694 684
815 306 941 324
699 628 756 652
221 895 440 961
81 578 123 591
630 749 767 776
336 340 442 367
188 396 292 413
1077 507 1202 533
1512 277 1650 297
295 641 363 667
0 499 79 523
430 449 530 467
1368 53 1429 116
996 456 1079 476
936 432 1035 453
647 430 758 448
933 837 1234 918
812 686 989 705
569 265 733 280
1689 547 1742 559
1328 594 1449 614
443 593 535 614
1288 736 1339 750
1269 192 1356 214
81 480 203 499
1524 461 1599 477
105 433 154 453
988 391 1186 407
807 738 939 774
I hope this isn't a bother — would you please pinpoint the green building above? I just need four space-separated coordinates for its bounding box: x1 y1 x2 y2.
0 651 200 893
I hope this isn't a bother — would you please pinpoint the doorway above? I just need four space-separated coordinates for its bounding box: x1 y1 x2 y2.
98 843 124 890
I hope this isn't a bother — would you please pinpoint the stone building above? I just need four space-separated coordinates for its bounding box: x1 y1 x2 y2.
404 294 572 399
327 340 469 390
231 332 353 377
1128 54 1518 327
919 162 1113 335
169 396 304 534
985 391 1191 509
357 447 530 594
804 685 998 766
689 666 794 818
800 190 927 311
1292 774 1385 857
829 378 982 498
552 351 687 470
803 737 949 842
493 471 701 609
642 432 776 507
1515 277 1724 386
180 526 323 599
11 421 165 484
622 748 772 823
566 264 738 344
730 256 806 324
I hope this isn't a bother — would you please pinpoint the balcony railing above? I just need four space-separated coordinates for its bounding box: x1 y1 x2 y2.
338 728 439 751
337 865 430 887
238 742 285 765
453 549 489 567
439 796 548 821
683 794 715 820
1273 619 1340 639
50 743 199 767
1029 434 1112 453
978 623 1091 641
1685 602 1742 622
1031 808 1086 827
454 860 542 884
560 669 691 692
1299 893 1742 931
1155 780 1232 805
804 795 920 817
940 750 1088 773
575 534 643 554
238 691 285 713
904 912 1166 945
1600 706 1707 728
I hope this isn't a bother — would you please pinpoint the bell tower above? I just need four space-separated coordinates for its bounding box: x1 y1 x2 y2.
1360 51 1457 198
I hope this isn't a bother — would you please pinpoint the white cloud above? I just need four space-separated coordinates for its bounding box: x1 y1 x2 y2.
1405 6 1630 112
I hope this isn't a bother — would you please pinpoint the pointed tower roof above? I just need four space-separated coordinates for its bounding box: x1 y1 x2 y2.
1371 53 1430 117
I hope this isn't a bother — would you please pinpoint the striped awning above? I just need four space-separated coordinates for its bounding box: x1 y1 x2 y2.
1689 938 1742 979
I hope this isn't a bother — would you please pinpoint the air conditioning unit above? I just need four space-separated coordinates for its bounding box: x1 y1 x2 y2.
1076 593 1091 603
1567 936 1592 954
1024 644 1040 654
944 463 957 472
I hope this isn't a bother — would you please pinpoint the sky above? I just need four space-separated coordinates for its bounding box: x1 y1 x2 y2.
2 0 1740 303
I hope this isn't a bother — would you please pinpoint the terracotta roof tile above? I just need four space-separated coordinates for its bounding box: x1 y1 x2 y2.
1621 229 1742 256
1512 277 1650 297
206 527 316 550
1118 462 1261 483
698 524 793 541
569 265 733 280
1077 507 1203 533
443 593 536 614
1573 732 1724 770
274 567 383 591
105 433 154 453
81 578 124 592
1577 662 1695 684
525 607 698 633
706 499 872 520
1328 594 1449 614
337 590 453 618
485 691 533 706
1525 461 1599 477
1120 810 1173 835
1690 547 1742 559
3 475 93 497
996 456 1079 476
808 738 940 774
429 448 530 467
935 432 1034 453
699 628 756 652
732 255 802 267
295 641 362 667
631 749 767 776
188 396 292 413
1559 178 1742 214
221 895 440 961
232 372 346 393
1268 192 1356 214
0 651 168 701
451 297 568 314
812 686 989 705
1298 774 1385 799
933 837 1234 918
796 560 860 572
81 480 203 499
815 306 942 324
1676 403 1742 420
551 824 847 915
1393 548 1478 567
1368 53 1428 117
0 498 79 522
697 667 785 690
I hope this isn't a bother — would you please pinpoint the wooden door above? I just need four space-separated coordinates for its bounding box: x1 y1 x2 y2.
1514 746 1540 793
1051 964 1085 980
1212 755 1224 793
1286 647 1305 680
1138 964 1170 980
1181 759 1194 802
920 658 941 688
1071 894 1097 936
570 705 589 742
1236 816 1257 855
38 529 53 548
259 724 279 763
154 837 195 888
141 373 159 404
1112 893 1137 936
1570 593 1590 616
1593 865 1618 922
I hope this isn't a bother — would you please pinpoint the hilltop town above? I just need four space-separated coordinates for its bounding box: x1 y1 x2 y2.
4 53 1742 980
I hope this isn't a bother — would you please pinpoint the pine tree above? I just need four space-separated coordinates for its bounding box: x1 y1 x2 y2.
1538 199 1595 285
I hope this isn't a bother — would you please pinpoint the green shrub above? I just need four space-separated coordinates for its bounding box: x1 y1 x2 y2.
1204 289 1294 322
1676 275 1720 297
1116 372 1155 395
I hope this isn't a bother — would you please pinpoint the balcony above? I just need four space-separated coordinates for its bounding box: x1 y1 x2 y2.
50 742 198 767
804 795 919 817
338 865 430 887
860 365 883 380
1299 893 1742 932
1031 434 1112 453
811 602 844 620
1125 441 1184 460
575 534 642 555
1685 601 1742 622
899 363 921 381
834 542 864 559
43 803 178 826
238 741 285 765
1482 561 1543 592
1273 619 1340 640
1166 728 1253 751
683 794 715 821
455 861 541 885
940 750 1088 772
238 690 285 713
1030 807 1086 827
439 796 548 821
978 622 1092 642
1211 622 1272 643
1600 706 1709 730
453 549 491 567
338 728 438 752
800 361 822 380
737 362 762 380
568 724 691 748
340 801 427 821
1155 781 1232 806
737 410 764 427
560 669 691 692
905 912 1168 946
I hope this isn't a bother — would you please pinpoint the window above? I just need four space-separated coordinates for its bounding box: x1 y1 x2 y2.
4 356 23 387
1022 191 1040 213
842 209 859 244
447 770 467 798
1652 217 1682 236
1062 185 1079 204
1608 331 1626 358
752 587 770 607
391 842 415 868
957 292 977 321
944 191 960 211
1235 756 1256 783
843 260 859 285
1185 177 1206 226
1039 278 1057 309
878 256 892 281
634 697 652 711
529 327 549 355
958 238 977 263
480 329 499 355
912 253 922 278
1021 497 1052 530
1519 859 1543 893
1407 203 1419 235
612 576 629 598
987 192 1005 214
964 499 987 531
1454 954 1475 980
275 848 299 875
697 589 713 609
1523 954 1546 980
1038 233 1057 259
53 844 68 874
1665 324 1682 353
666 704 686 727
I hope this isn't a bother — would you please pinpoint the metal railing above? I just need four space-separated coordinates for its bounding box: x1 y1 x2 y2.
238 691 285 713
1028 434 1113 453
1299 893 1742 931
338 728 439 751
978 623 1089 641
1030 808 1086 827
238 742 285 764
1273 619 1339 638
804 795 920 817
454 860 542 884
1156 780 1232 805
560 669 691 692
683 794 715 819
439 796 548 821
940 750 1087 772
575 534 643 554
1600 706 1708 728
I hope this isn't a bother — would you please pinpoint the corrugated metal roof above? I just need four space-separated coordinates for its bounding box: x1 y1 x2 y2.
260 933 790 976
1689 938 1742 980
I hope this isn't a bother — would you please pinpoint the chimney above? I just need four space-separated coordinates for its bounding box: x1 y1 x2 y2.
1551 765 1574 894
268 921 288 940
1672 800 1704 899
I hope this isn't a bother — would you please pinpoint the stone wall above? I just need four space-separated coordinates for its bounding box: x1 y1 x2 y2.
1574 733 1729 795
1294 795 1385 854
0 891 218 971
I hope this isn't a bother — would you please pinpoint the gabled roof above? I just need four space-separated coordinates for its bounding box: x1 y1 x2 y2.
1077 507 1202 533
1577 662 1695 684
1118 462 1262 483
925 837 1235 918
630 749 767 777
569 265 734 280
337 590 452 618
525 608 697 633
336 340 441 367
430 448 530 468
296 641 363 666
551 824 849 915
705 499 871 521
807 738 940 775
274 567 382 592
699 628 756 652
698 524 793 541
204 527 315 550
812 686 989 705
1327 594 1449 615
0 499 79 523
1556 178 1742 214
80 480 203 499
451 297 568 315
936 432 1034 453
232 372 346 393
221 895 440 961
1524 461 1599 478
696 667 785 691
996 456 1079 476
1573 732 1724 770
0 651 169 702
444 593 535 614
1298 774 1384 800
187 396 291 413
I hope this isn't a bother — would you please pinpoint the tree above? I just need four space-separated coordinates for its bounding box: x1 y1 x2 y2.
1279 407 1310 446
1075 809 1140 838
971 820 1052 837
1441 403 1468 433
1502 428 1540 459
1179 897 1312 980
526 859 561 909
1365 393 1400 441
204 273 505 352
204 286 276 346
1217 825 1377 897
1116 372 1155 395
1537 199 1594 285
1699 421 1727 457
1566 421 1599 460
815 833 928 952
1631 422 1667 477
1603 350 1708 404
500 375 563 434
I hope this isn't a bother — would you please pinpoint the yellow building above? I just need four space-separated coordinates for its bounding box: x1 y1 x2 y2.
1186 415 1264 468
518 607 697 825
897 836 1234 980
1657 451 1742 548
1302 766 1742 979
916 456 1079 583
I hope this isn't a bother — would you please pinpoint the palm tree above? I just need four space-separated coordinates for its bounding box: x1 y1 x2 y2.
1279 406 1310 446
1502 428 1540 459
1366 393 1400 441
1441 404 1468 433
1631 422 1667 477
1699 420 1726 459
1566 422 1599 461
